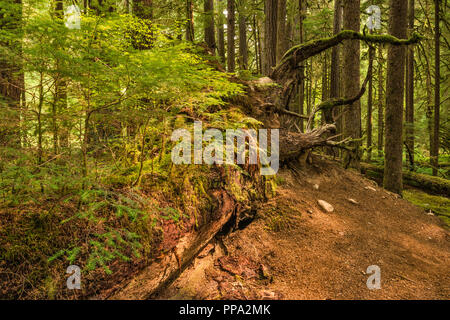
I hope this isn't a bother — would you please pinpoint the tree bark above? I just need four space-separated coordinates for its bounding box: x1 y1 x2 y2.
186 0 195 41
330 0 342 133
276 0 287 64
0 0 23 147
432 0 440 176
405 0 415 170
321 52 330 123
263 0 278 75
238 5 248 70
55 0 69 150
298 0 306 131
377 47 384 158
252 14 260 73
217 0 226 64
204 0 216 51
383 0 408 194
227 0 236 72
110 189 238 299
342 0 361 170
366 40 374 161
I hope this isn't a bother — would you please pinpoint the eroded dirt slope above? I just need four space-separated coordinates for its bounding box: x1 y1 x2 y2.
155 159 450 300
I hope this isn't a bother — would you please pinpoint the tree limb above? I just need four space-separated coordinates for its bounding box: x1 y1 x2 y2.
271 30 422 85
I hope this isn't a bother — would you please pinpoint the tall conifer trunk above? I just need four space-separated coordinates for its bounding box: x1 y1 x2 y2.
384 0 408 194
204 0 216 51
263 0 277 75
342 0 361 170
227 0 236 72
405 0 415 170
0 0 23 147
431 0 440 176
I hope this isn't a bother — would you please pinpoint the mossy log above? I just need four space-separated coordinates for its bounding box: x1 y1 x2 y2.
361 162 450 196
106 189 238 299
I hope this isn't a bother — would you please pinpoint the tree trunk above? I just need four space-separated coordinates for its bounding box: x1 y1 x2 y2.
405 0 415 170
0 0 23 148
238 5 248 70
276 0 287 64
204 0 216 51
298 0 306 131
377 48 384 158
263 0 277 75
252 14 260 73
255 7 263 74
307 62 312 119
432 0 440 176
186 0 195 41
342 0 361 170
217 0 226 64
321 52 331 123
383 0 408 194
227 0 236 72
330 0 342 130
55 0 69 150
366 40 374 161
423 43 434 167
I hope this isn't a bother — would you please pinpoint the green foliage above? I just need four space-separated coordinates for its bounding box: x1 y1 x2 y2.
0 4 247 297
2 0 446 300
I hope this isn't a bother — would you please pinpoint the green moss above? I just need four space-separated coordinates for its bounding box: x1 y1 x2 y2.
263 202 300 232
44 276 57 300
264 178 277 199
403 189 450 228
273 175 286 186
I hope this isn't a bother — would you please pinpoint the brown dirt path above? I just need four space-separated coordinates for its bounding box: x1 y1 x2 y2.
155 159 450 300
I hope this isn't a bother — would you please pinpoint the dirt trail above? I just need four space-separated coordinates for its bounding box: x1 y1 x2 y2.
154 159 450 300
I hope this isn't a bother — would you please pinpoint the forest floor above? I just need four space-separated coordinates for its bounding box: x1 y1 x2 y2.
154 158 450 300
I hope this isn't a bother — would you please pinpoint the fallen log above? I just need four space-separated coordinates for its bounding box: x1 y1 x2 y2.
361 162 450 196
106 190 238 300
